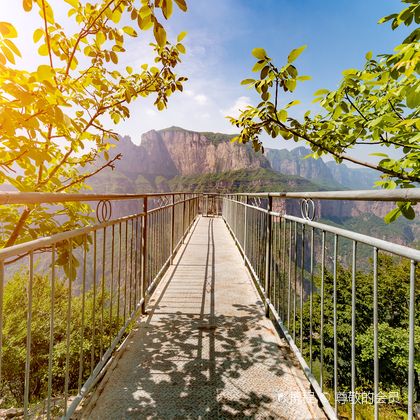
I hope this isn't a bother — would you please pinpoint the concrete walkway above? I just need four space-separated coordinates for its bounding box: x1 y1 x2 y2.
81 217 325 419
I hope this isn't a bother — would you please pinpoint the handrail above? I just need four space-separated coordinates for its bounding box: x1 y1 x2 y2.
1 188 420 205
221 195 418 420
0 193 201 419
224 188 420 201
0 191 195 205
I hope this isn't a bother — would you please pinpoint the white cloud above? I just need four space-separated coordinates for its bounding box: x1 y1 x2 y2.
194 94 208 105
145 109 157 117
221 96 252 119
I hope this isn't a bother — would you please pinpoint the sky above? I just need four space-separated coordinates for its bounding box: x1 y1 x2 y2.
2 0 411 159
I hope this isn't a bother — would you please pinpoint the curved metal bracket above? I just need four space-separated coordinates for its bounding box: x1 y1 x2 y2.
156 196 170 208
250 197 262 208
300 198 316 221
96 200 112 223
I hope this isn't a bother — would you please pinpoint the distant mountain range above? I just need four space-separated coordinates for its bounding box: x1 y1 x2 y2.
87 126 419 247
89 126 379 193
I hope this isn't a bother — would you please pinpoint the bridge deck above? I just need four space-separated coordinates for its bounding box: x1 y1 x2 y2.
81 216 324 419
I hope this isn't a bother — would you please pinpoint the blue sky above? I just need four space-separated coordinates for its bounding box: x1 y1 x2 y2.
4 0 411 156
119 0 409 149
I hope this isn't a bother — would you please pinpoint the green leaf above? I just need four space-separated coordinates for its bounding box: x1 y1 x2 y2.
365 51 373 60
287 45 306 63
314 89 329 96
401 203 415 220
252 61 265 72
278 110 287 122
384 207 401 224
240 78 255 85
370 153 389 157
297 75 311 81
285 100 300 108
252 48 267 60
342 68 358 76
285 79 296 92
122 26 138 37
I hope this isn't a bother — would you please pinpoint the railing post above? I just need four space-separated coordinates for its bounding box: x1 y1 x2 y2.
244 195 249 264
182 193 186 242
170 194 175 264
141 196 148 314
265 195 273 317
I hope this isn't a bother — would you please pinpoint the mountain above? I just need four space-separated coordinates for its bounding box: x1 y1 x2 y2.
86 126 419 248
106 127 270 182
90 127 318 194
265 147 379 190
325 161 378 190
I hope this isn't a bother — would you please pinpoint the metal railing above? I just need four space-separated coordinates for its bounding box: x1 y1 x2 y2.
222 190 420 420
0 192 199 419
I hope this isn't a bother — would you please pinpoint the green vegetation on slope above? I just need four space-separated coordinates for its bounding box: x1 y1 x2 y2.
168 168 323 193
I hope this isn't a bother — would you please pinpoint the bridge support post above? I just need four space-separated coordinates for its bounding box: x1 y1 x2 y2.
265 195 273 317
141 196 148 314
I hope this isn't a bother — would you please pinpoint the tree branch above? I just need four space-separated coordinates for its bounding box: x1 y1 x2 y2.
266 116 420 183
56 153 122 192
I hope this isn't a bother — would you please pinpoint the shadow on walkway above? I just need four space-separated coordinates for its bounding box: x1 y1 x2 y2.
82 217 323 419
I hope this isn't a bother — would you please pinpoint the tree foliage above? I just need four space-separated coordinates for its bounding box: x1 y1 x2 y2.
0 0 188 247
229 0 419 220
299 255 420 413
1 270 120 410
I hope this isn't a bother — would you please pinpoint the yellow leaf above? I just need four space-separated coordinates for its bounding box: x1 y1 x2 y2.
176 43 185 54
110 51 118 64
96 31 106 45
1 46 15 64
122 26 138 37
38 1 54 24
36 64 53 81
174 0 187 12
38 44 49 56
137 15 153 31
111 8 122 23
33 28 44 43
64 0 79 7
4 39 21 57
23 0 33 12
161 0 173 19
153 23 166 47
177 31 187 42
0 22 17 38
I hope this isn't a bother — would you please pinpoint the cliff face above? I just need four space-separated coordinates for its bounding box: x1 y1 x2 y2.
266 147 378 190
88 126 418 247
109 128 269 180
156 128 269 175
266 147 335 187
